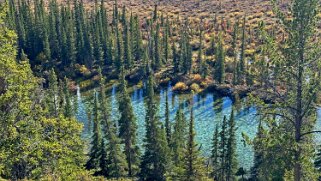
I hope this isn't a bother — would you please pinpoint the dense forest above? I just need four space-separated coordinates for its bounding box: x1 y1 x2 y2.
0 0 321 180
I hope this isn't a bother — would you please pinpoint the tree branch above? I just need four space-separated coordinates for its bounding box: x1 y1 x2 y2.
301 131 321 137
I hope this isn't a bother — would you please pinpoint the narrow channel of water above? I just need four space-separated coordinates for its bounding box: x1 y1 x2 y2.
74 83 321 171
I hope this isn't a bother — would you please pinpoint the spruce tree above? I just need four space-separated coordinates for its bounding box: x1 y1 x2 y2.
123 16 132 70
211 126 219 180
86 91 102 171
214 33 225 84
153 4 158 21
118 67 140 176
140 71 170 181
63 77 73 118
226 109 238 180
172 42 180 73
219 116 228 180
171 104 187 178
198 28 203 74
232 21 239 85
163 16 170 63
47 68 59 117
182 101 205 180
164 90 171 146
97 67 127 178
250 121 264 180
239 16 246 82
154 23 162 70
105 121 128 178
134 15 143 61
115 22 123 73
100 139 108 177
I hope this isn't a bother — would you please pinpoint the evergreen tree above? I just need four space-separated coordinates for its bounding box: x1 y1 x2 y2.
140 72 170 181
93 14 103 66
214 33 225 84
133 15 143 61
238 16 246 82
163 16 170 63
97 67 127 178
250 121 264 180
86 91 102 171
47 68 59 117
63 77 73 118
153 4 158 21
153 23 162 70
172 42 180 73
118 67 140 176
198 28 203 74
105 121 128 178
123 16 133 70
226 109 238 180
211 126 219 180
164 90 171 145
251 0 321 179
171 104 187 178
100 139 109 177
115 22 123 73
182 101 205 180
232 21 239 85
219 116 228 180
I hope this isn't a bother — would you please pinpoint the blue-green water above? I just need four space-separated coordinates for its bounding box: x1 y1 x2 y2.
75 83 321 171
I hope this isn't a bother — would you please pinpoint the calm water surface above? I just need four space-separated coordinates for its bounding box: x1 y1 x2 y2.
74 83 321 171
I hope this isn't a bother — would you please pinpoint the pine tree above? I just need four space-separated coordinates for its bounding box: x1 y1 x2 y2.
47 68 59 117
133 15 143 61
163 16 170 63
214 33 225 84
171 104 187 178
198 28 203 74
123 15 133 70
182 101 205 180
211 126 219 180
250 121 264 180
63 77 73 118
164 90 171 145
93 14 103 66
172 42 180 73
219 116 228 180
97 67 127 178
140 72 170 181
226 109 238 181
232 21 239 85
105 121 128 178
100 139 108 177
239 16 246 82
115 22 123 73
153 4 158 21
118 67 140 176
86 91 102 171
65 1 76 67
154 23 162 70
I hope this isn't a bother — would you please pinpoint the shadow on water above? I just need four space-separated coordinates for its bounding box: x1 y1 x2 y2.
76 83 259 170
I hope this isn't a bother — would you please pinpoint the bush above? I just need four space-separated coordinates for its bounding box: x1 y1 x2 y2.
172 82 188 92
190 83 201 93
192 74 203 84
75 64 91 78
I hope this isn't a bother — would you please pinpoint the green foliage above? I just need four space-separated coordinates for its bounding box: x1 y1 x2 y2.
214 33 225 84
182 104 206 180
140 73 170 181
86 91 102 171
118 67 140 176
171 104 187 178
250 0 321 179
0 4 87 179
